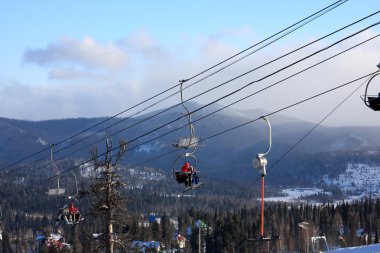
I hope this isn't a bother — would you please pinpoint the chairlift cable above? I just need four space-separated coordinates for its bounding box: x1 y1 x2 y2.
242 73 376 199
75 72 376 189
267 74 375 172
19 71 375 195
3 7 373 180
52 24 380 166
118 30 380 155
0 0 349 172
15 30 380 192
179 0 351 95
66 72 378 198
49 0 352 160
47 0 356 169
182 0 348 83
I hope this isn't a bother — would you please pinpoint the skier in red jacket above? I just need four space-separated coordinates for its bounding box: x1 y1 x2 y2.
68 203 81 223
175 162 192 187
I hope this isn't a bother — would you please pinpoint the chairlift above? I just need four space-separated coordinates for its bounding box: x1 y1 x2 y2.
55 173 84 227
172 80 199 152
251 117 277 241
48 148 84 228
55 201 84 227
172 152 202 192
47 144 66 196
361 64 380 111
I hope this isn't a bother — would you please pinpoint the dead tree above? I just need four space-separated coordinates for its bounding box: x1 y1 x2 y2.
90 138 128 253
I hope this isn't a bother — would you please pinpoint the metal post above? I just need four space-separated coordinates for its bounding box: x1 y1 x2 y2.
199 222 201 253
260 175 265 238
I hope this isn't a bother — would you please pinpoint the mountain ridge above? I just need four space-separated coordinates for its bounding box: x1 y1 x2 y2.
1 102 379 192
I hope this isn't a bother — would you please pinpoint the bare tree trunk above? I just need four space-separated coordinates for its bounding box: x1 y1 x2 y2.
90 138 127 253
106 163 114 253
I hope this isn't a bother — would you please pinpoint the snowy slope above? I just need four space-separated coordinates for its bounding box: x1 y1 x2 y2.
330 243 380 252
265 188 327 202
263 163 380 204
323 163 380 198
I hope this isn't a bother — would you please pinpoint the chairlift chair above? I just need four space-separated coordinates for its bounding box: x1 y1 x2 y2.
47 145 84 227
56 200 84 227
366 96 380 111
47 144 66 196
172 153 202 192
66 173 85 226
172 80 199 152
173 137 200 149
361 65 380 111
61 204 83 226
54 171 84 227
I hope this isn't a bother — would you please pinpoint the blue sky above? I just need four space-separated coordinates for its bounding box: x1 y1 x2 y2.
0 1 379 126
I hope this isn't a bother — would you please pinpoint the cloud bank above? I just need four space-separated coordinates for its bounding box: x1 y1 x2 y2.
1 27 379 127
23 36 128 71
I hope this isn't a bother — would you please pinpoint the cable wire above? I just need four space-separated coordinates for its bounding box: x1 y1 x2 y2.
13 26 380 192
17 71 377 215
0 0 349 172
33 71 375 194
12 14 379 179
243 73 378 199
19 65 378 195
124 32 380 157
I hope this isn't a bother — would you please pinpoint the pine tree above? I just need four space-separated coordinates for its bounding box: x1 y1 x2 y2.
1 231 12 253
160 215 174 249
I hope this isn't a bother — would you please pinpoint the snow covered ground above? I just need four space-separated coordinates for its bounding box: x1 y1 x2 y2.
265 187 328 203
265 163 380 203
323 163 380 198
329 243 380 252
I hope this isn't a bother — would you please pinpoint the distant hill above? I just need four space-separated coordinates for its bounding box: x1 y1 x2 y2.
1 102 380 191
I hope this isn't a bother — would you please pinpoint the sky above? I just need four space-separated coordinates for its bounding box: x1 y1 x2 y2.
1 1 380 127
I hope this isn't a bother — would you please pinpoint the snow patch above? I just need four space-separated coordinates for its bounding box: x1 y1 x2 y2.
79 162 96 178
135 144 159 153
265 188 329 203
36 137 48 146
323 163 380 197
330 135 368 151
329 243 380 252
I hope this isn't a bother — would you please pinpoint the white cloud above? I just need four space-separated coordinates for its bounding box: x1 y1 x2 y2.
2 27 379 126
22 36 128 71
48 68 99 80
0 80 143 120
119 29 165 59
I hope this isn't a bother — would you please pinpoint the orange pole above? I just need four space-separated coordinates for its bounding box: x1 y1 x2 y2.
260 175 265 238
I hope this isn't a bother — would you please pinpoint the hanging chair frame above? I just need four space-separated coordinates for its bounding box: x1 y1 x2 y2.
55 174 84 227
47 144 66 196
172 153 198 180
172 80 199 153
48 145 83 227
361 72 380 111
252 116 276 240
